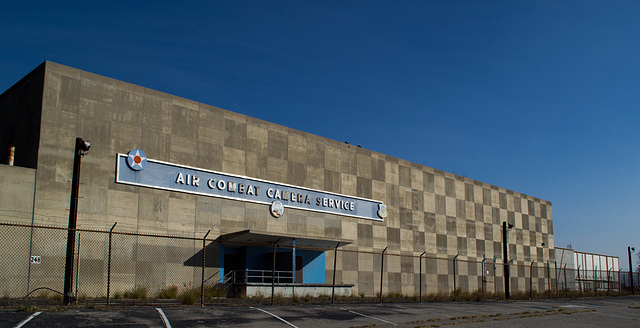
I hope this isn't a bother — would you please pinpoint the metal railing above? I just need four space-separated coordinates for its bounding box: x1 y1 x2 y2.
224 269 294 284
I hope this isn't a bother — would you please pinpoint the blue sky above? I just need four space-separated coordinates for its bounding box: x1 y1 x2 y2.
2 1 639 269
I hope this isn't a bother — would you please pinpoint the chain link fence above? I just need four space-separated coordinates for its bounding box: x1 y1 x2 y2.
0 222 631 306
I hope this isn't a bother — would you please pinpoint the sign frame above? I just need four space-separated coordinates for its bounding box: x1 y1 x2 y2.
115 152 385 221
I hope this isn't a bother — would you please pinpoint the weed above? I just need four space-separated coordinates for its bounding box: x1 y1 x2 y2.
387 292 403 299
426 291 451 302
37 290 50 299
252 291 265 300
177 287 199 305
203 284 226 298
157 285 178 299
123 286 148 299
18 306 40 312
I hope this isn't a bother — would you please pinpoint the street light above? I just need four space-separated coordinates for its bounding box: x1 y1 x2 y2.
629 246 636 291
63 138 91 305
502 222 513 299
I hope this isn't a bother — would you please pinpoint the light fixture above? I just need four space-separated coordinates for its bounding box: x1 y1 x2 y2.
80 140 91 151
79 140 91 154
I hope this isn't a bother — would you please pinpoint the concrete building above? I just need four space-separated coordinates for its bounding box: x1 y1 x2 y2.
0 61 555 298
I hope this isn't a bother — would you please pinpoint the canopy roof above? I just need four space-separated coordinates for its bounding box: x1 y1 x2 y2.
216 229 352 249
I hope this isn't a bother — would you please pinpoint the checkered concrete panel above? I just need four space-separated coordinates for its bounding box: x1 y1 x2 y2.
341 169 553 295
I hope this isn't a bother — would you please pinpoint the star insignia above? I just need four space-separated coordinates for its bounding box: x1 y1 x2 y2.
127 149 147 171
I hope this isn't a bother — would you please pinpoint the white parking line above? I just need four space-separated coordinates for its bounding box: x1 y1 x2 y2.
155 308 172 328
340 308 398 326
13 312 41 328
251 307 299 328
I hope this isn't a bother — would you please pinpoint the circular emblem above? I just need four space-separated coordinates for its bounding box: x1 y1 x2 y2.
270 200 285 218
127 149 147 171
377 203 387 219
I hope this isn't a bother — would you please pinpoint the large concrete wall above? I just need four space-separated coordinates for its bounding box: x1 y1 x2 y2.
2 61 555 296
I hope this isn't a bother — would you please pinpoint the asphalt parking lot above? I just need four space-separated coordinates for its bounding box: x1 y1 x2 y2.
2 296 640 328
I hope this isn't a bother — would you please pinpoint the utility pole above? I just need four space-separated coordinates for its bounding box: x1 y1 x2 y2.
63 138 91 305
502 221 512 299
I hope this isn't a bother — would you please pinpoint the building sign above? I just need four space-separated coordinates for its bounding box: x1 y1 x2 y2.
115 150 385 221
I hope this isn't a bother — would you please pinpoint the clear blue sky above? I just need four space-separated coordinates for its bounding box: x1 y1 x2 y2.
2 1 639 269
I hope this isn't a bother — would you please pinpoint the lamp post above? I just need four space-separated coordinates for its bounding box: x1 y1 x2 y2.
63 138 91 305
629 246 635 294
502 221 513 299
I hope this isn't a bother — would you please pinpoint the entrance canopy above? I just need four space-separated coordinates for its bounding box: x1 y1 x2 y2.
216 229 352 249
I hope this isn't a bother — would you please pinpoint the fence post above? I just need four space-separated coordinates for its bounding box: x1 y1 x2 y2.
530 261 534 299
379 247 387 303
201 230 210 307
453 254 459 301
74 232 81 304
563 264 567 298
106 222 117 306
292 238 296 298
271 239 280 306
481 256 486 302
594 266 598 295
419 251 426 302
555 261 558 298
493 256 497 300
547 261 551 298
607 269 611 296
331 242 340 304
577 265 582 296
618 269 621 294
